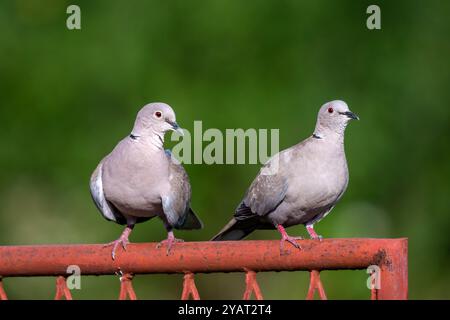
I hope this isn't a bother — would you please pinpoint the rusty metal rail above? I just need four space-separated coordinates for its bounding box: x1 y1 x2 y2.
0 238 408 300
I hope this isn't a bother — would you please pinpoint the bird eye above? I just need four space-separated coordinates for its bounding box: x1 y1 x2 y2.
155 111 162 118
328 107 334 113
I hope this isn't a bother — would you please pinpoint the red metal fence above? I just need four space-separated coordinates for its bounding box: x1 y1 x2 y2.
0 238 407 300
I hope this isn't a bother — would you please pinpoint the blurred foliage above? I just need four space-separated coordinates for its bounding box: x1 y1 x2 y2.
0 0 449 299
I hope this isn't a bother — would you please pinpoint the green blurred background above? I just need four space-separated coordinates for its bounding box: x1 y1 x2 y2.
0 0 449 299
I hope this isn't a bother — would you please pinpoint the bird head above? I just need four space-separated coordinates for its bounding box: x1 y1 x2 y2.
131 102 184 137
314 100 359 138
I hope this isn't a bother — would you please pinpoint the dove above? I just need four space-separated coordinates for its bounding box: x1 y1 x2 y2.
212 100 358 250
90 102 203 259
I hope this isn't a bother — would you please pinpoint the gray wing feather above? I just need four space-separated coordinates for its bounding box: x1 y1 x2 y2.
237 160 288 219
212 152 289 241
162 150 192 227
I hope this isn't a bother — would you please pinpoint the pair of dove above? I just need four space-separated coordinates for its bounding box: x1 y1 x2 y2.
90 100 359 259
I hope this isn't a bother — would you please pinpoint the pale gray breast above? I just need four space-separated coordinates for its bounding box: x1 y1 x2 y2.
102 139 170 217
275 139 349 225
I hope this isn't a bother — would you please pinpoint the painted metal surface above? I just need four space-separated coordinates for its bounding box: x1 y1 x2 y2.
0 238 408 300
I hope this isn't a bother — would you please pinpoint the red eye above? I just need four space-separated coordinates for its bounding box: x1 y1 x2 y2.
328 107 334 113
155 111 162 118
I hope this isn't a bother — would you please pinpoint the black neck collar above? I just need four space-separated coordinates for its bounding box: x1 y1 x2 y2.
129 134 140 140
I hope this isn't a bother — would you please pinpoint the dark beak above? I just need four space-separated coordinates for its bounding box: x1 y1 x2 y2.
340 111 359 120
167 120 184 136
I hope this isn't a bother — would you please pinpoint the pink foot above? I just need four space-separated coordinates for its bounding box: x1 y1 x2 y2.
306 225 323 241
156 231 184 255
277 225 302 250
104 226 133 260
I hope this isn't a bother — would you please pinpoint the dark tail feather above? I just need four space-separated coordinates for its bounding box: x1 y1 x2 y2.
211 218 257 241
176 208 203 230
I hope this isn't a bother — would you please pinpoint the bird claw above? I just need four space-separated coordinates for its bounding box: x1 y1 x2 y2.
280 235 302 251
103 226 134 260
306 225 323 241
156 237 184 255
104 235 130 260
277 225 302 253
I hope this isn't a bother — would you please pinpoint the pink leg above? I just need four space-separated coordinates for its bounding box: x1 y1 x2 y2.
277 225 302 250
156 230 184 255
306 224 322 240
104 226 134 260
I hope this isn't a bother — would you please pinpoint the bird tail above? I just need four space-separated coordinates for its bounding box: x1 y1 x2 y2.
211 218 257 241
176 208 203 230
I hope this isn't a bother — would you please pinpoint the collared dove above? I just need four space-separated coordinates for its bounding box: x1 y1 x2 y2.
90 102 203 259
212 100 358 250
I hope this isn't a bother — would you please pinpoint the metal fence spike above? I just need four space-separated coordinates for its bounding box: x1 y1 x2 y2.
306 270 327 300
0 278 8 300
243 270 264 300
181 272 200 300
119 273 137 300
54 276 73 300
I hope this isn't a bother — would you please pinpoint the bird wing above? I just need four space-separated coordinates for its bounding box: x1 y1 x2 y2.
89 159 127 225
211 155 288 241
235 153 289 220
162 150 203 229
